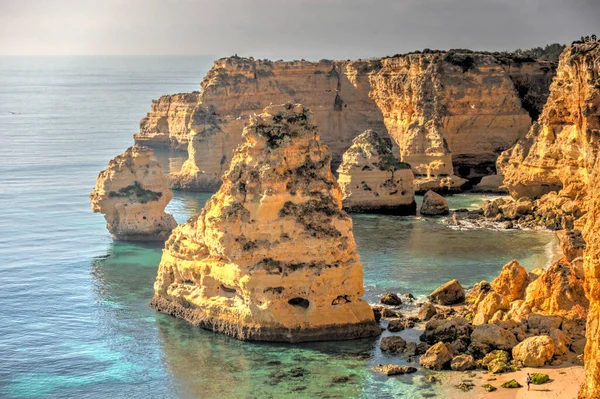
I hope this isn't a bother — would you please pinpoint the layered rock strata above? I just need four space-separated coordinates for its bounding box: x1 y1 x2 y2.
90 146 177 241
150 104 380 342
134 92 200 150
135 53 555 191
337 130 416 214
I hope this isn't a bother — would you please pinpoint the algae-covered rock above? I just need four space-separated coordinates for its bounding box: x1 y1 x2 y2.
501 379 522 388
530 373 550 384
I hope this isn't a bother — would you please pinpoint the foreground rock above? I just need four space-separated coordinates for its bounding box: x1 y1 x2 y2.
90 146 177 241
428 279 465 305
337 130 416 214
420 342 453 370
420 190 449 216
150 104 380 342
512 336 555 367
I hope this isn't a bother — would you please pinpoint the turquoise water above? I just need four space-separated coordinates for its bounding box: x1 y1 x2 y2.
0 57 559 399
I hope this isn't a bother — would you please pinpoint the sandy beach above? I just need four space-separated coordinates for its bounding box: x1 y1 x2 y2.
440 364 584 399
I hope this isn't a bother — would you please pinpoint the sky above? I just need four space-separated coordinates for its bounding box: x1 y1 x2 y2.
1 0 599 59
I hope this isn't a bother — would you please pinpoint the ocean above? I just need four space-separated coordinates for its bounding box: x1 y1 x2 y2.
0 56 560 399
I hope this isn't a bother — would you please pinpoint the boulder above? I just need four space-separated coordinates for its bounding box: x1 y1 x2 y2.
471 324 518 351
556 229 586 262
524 257 588 316
481 350 512 374
530 373 550 384
501 379 522 388
428 279 465 305
418 303 437 321
527 313 562 333
491 260 528 301
500 199 533 219
420 317 470 344
420 190 449 216
465 281 492 306
380 292 402 306
473 291 510 325
450 354 475 371
549 328 570 356
420 342 452 370
380 336 407 354
512 336 555 367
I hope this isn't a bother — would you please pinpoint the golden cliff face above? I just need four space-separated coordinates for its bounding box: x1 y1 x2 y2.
134 92 200 150
90 146 177 241
337 130 416 214
135 53 555 192
369 52 554 191
150 104 380 342
499 43 599 203
497 41 600 398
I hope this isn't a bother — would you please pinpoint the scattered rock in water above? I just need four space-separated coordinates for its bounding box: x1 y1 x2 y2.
372 306 382 322
451 354 475 371
372 364 417 376
380 336 407 354
451 213 461 226
428 279 465 305
420 342 452 370
331 375 350 383
380 292 402 306
420 190 450 216
501 379 522 388
530 373 550 384
482 383 497 392
404 293 416 300
404 341 418 356
382 308 401 318
388 318 414 332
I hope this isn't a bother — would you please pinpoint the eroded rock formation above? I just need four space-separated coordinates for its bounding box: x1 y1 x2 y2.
90 146 177 241
150 103 380 342
491 42 599 396
337 130 416 214
135 53 555 191
134 92 200 150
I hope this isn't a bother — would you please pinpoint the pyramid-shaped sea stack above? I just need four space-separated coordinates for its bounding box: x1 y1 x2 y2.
151 103 380 342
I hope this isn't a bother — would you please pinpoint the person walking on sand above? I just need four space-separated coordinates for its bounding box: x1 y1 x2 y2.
526 373 531 391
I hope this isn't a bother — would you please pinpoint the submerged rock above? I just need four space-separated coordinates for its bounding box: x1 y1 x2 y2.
372 364 417 376
420 190 449 216
150 103 380 342
380 336 407 354
337 130 416 215
90 146 177 241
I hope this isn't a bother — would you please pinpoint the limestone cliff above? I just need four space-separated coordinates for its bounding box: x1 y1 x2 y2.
134 92 200 150
90 146 177 241
498 42 600 203
135 53 555 192
337 130 416 214
494 41 600 398
150 104 380 342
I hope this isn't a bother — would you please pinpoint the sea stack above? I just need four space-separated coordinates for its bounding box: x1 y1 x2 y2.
150 103 380 342
337 130 416 214
90 146 177 241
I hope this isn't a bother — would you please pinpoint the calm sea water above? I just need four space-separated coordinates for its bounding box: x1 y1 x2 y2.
0 57 559 399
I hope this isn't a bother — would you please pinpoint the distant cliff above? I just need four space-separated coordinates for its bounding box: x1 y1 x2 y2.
135 52 556 191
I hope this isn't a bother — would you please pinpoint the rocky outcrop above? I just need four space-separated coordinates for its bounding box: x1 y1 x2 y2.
150 104 380 342
491 260 528 302
136 53 555 191
525 257 588 316
420 190 449 216
498 42 599 205
134 92 200 150
420 342 453 370
90 146 177 241
337 130 416 214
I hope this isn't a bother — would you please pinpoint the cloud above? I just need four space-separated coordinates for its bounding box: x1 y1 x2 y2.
0 0 598 57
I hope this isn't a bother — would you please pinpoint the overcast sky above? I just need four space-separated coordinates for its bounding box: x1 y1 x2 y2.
1 0 598 59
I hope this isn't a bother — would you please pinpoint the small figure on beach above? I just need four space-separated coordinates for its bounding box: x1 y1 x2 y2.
526 373 531 391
